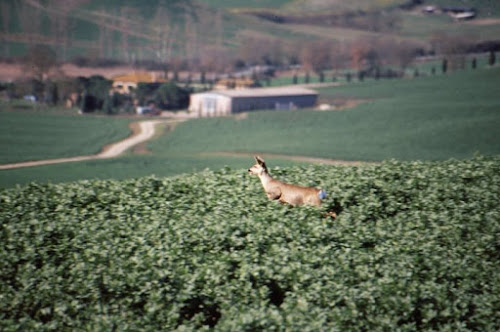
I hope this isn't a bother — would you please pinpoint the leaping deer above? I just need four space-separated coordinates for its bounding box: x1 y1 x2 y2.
248 156 327 207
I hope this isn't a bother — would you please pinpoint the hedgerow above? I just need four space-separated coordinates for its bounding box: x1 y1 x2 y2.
1 157 499 331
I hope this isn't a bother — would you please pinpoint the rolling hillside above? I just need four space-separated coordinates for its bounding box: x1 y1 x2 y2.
0 0 499 63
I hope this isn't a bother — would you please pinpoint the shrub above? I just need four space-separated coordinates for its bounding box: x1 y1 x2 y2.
154 82 191 110
1 157 499 330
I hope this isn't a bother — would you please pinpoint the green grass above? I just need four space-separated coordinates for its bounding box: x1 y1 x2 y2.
283 0 407 13
196 0 406 12
197 0 293 10
0 67 499 188
399 12 500 42
0 109 131 164
152 67 500 161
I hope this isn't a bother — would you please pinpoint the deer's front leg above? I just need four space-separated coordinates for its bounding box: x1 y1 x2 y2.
266 187 282 201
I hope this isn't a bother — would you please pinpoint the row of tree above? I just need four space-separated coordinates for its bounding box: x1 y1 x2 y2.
287 51 497 85
2 75 192 114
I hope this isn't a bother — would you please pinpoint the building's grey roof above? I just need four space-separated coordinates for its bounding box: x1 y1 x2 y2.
195 86 318 98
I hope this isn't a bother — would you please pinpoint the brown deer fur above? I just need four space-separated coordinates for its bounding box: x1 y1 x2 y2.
248 156 326 207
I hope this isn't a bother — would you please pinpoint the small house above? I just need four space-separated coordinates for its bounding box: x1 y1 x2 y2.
422 6 437 14
189 86 318 117
441 6 476 20
111 72 166 94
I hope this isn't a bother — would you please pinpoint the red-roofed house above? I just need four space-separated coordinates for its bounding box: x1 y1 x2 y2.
111 72 166 94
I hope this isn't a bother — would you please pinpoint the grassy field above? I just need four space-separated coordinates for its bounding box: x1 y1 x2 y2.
198 0 407 12
0 67 499 188
0 108 131 164
430 0 500 17
398 12 500 41
152 67 500 161
197 0 294 10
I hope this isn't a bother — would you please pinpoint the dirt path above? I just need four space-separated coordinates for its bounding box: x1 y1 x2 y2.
0 119 184 170
467 18 500 26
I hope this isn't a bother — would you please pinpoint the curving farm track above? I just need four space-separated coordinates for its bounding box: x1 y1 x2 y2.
0 117 372 170
0 120 181 170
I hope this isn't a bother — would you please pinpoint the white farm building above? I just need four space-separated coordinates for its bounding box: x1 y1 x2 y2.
189 87 318 117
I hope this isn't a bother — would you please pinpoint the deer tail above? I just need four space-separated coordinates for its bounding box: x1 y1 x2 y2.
318 189 327 200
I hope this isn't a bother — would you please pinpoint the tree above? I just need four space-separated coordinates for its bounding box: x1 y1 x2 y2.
300 40 333 75
152 4 175 64
200 45 233 80
79 75 112 112
97 10 112 59
154 82 190 110
24 45 58 81
16 1 42 47
184 12 200 69
442 59 448 74
80 90 93 112
1 2 11 57
430 33 469 71
350 38 383 79
47 0 74 61
44 80 59 105
330 42 351 76
102 93 113 115
346 72 352 82
390 40 417 73
489 51 496 66
102 92 132 114
237 31 285 67
119 6 137 63
136 83 161 105
350 40 371 71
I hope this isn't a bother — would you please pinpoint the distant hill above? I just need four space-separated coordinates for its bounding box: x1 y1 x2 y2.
0 0 499 68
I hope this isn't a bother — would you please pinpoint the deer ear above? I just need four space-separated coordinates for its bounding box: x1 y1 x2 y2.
255 156 265 165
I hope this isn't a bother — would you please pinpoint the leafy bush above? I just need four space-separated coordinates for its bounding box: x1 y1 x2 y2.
154 82 191 110
79 75 112 113
1 157 499 330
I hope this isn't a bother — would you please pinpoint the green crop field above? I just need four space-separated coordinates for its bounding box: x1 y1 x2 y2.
0 109 131 164
1 157 499 330
197 0 294 10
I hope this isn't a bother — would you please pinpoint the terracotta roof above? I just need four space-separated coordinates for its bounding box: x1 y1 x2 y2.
112 72 166 83
216 77 255 84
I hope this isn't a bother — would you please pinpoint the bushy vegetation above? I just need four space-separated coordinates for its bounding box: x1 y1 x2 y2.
136 82 192 111
1 157 499 330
